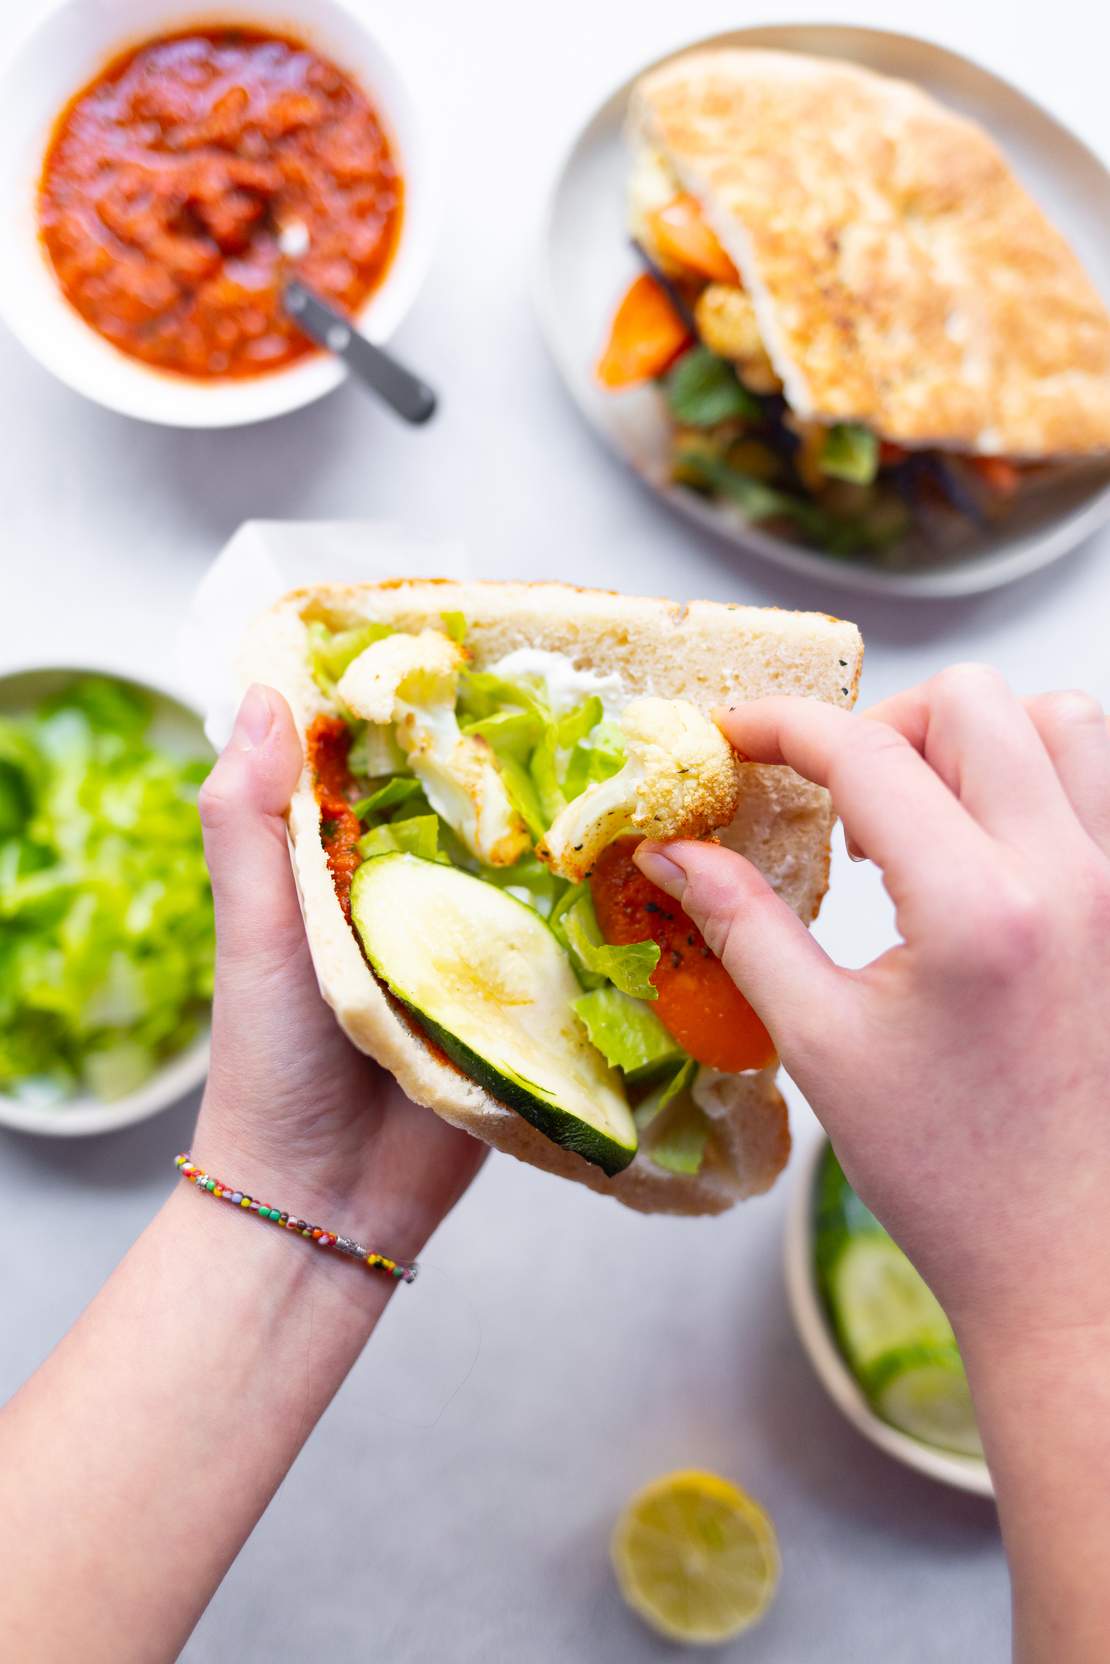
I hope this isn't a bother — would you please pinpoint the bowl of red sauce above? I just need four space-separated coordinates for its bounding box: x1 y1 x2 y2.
0 1 434 425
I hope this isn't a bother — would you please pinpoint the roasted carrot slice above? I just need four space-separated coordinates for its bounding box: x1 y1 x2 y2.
596 273 693 389
646 193 739 284
591 838 776 1074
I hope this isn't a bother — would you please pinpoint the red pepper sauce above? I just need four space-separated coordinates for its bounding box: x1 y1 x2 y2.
306 715 362 924
38 29 403 379
591 838 776 1074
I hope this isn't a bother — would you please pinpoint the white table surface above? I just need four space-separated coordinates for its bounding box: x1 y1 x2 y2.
2 1 1107 1658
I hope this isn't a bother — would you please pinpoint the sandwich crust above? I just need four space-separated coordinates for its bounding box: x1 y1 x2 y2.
632 48 1110 458
241 579 862 1215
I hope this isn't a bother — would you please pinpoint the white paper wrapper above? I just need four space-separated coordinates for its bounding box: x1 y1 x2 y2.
176 520 474 749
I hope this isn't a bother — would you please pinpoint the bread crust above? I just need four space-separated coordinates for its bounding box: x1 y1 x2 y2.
240 579 862 1214
632 49 1110 458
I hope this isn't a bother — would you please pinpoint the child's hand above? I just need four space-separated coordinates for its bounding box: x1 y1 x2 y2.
636 666 1110 1350
194 685 484 1259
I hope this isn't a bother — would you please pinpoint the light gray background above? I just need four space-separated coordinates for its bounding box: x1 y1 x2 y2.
2 1 1107 1659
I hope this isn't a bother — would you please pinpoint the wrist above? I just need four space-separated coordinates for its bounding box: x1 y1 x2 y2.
168 1146 403 1344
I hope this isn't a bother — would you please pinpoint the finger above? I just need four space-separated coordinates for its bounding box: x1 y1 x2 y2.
863 665 1079 852
197 685 306 967
634 839 855 1065
713 697 996 912
1023 691 1110 854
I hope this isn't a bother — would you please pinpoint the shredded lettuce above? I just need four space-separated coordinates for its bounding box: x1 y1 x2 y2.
347 721 409 779
571 986 678 1075
307 621 394 697
0 677 214 1104
821 423 879 486
648 1098 710 1174
358 814 443 863
559 891 659 1000
480 856 567 917
441 610 467 643
662 347 763 426
461 709 543 759
634 1056 697 1129
353 777 424 820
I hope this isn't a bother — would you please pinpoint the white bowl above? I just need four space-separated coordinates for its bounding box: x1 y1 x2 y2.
0 0 435 427
784 1133 994 1497
0 665 212 1138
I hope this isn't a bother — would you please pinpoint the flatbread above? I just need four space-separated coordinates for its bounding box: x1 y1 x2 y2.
240 579 863 1215
631 48 1110 458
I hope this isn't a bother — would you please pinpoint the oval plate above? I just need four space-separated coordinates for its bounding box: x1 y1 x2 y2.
536 23 1110 598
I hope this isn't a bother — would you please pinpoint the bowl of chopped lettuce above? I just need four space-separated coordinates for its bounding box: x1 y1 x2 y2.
785 1133 992 1496
0 668 214 1136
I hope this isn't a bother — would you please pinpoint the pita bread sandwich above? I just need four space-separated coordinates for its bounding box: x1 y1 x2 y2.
597 48 1110 558
241 580 862 1215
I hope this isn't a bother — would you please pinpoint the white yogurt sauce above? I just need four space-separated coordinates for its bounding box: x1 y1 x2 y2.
486 648 627 718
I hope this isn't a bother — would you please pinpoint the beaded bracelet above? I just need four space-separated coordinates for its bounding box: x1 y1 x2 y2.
174 1154 418 1284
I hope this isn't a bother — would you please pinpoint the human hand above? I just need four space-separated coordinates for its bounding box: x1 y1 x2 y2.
634 666 1110 1349
193 684 485 1262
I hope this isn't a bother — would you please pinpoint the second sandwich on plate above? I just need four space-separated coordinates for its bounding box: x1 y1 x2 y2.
241 580 862 1214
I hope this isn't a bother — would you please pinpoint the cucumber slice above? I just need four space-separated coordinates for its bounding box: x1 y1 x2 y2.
826 1235 954 1375
349 853 637 1175
867 1344 983 1458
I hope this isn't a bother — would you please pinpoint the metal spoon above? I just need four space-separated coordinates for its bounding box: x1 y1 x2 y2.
283 278 437 425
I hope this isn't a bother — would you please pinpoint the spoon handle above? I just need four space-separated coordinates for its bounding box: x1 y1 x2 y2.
284 280 437 425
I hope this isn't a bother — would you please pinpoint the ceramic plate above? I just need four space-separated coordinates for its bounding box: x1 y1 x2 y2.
536 23 1110 597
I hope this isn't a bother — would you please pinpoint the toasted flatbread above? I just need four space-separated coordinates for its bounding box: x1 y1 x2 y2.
630 49 1110 458
241 580 862 1215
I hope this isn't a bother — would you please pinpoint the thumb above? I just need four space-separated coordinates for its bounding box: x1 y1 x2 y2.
197 685 306 969
633 838 850 1063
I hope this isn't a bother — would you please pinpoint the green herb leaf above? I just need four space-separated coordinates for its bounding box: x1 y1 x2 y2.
662 347 762 426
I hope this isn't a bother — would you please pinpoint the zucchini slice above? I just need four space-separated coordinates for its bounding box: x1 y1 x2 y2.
349 853 637 1175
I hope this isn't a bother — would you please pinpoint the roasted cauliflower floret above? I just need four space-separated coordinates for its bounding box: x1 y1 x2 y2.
337 630 529 868
694 284 782 395
536 697 742 882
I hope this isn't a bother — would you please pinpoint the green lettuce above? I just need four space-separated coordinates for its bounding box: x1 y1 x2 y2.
662 347 762 426
634 1056 697 1129
353 777 423 820
306 620 394 697
358 814 443 863
821 423 879 485
346 721 409 780
649 1099 710 1174
559 891 659 1000
571 986 678 1075
0 678 214 1104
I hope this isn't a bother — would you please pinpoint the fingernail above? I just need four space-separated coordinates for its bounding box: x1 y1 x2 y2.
846 838 866 863
232 685 272 752
635 846 687 897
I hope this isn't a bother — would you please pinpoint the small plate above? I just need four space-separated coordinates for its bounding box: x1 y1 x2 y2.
536 23 1110 598
784 1133 993 1497
0 666 212 1138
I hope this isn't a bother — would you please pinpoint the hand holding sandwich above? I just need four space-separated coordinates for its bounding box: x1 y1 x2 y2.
637 664 1110 1663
